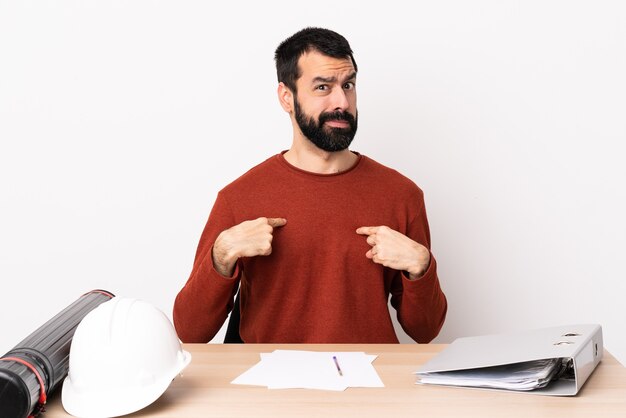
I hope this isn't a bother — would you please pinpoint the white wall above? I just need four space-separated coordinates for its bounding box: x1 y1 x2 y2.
1 1 625 364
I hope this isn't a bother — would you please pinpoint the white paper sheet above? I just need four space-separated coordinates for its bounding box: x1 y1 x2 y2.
231 350 384 391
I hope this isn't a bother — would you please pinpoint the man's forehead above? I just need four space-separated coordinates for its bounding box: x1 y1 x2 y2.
298 50 356 80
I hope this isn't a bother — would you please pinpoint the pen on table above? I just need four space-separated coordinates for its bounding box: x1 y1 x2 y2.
333 355 343 376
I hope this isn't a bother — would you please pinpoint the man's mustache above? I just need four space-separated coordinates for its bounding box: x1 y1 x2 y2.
319 110 356 125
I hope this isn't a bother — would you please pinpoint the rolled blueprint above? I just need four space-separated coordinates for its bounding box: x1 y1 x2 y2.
0 290 114 418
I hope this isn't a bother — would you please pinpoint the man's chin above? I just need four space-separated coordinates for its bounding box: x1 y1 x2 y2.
311 137 355 152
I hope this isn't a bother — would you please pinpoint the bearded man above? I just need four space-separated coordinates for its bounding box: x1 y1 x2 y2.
174 27 447 344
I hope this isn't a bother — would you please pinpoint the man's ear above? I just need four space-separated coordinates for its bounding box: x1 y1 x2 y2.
277 82 294 113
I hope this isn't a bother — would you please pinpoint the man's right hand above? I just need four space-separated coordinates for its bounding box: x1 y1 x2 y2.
212 217 287 277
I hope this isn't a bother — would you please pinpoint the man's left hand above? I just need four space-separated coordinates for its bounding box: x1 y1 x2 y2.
356 226 430 280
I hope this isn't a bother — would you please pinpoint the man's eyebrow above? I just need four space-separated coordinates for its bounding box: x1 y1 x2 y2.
312 72 357 84
312 75 336 84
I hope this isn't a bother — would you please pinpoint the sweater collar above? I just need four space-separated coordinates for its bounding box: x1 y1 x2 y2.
276 150 364 179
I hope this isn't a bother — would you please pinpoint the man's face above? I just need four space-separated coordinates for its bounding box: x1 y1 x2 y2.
292 50 358 152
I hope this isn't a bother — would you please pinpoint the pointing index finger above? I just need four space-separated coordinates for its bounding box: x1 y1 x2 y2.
267 217 287 228
356 226 378 235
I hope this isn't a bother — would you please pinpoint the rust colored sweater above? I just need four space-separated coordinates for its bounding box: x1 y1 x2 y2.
173 152 447 343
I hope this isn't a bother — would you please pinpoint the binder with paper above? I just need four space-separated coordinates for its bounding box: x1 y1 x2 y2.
415 324 603 396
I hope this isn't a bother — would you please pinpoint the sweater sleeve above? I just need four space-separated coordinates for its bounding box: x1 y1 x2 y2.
173 191 242 343
389 192 447 343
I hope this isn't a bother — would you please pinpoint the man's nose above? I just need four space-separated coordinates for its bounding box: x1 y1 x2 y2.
329 87 349 111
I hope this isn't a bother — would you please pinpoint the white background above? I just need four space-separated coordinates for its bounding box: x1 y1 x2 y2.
1 1 625 365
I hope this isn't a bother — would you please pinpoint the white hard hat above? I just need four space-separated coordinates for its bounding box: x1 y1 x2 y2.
62 297 191 418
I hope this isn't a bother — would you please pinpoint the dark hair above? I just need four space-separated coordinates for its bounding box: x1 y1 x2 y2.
274 27 358 93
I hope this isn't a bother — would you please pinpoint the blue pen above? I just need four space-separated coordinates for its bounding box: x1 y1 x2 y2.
333 355 343 376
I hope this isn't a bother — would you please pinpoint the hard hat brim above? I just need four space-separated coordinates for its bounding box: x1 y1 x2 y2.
61 349 191 418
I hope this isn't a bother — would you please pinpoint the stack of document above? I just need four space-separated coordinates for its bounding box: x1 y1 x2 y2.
413 324 604 395
231 350 384 391
416 358 571 391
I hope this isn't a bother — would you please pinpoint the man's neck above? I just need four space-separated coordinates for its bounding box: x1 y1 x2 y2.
283 142 358 174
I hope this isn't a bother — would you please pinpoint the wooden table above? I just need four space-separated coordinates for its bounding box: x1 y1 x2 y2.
43 344 626 418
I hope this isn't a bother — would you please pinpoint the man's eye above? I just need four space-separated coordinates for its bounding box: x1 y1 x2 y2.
343 82 355 90
316 85 328 91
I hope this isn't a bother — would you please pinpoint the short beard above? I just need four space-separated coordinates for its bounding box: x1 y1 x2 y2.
294 97 358 152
